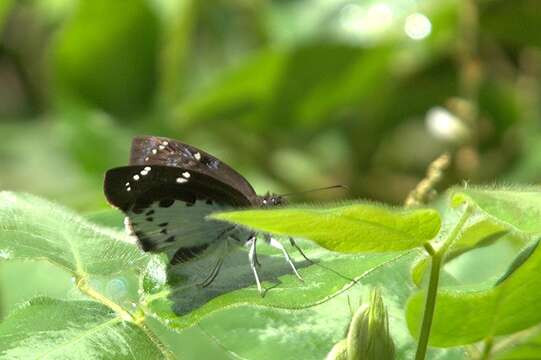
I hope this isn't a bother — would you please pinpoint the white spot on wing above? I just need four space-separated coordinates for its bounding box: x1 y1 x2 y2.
176 177 188 184
182 171 190 178
133 174 140 180
194 152 201 160
152 149 157 154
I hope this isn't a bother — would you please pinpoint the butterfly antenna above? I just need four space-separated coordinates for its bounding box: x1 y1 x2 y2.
288 237 358 284
279 184 349 198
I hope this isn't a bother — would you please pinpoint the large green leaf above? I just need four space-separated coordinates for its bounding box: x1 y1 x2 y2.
175 43 396 131
176 49 287 126
406 237 541 346
197 251 466 360
0 260 75 319
140 238 413 329
411 187 535 287
211 202 441 253
451 186 541 234
52 0 159 115
0 192 147 276
0 297 169 359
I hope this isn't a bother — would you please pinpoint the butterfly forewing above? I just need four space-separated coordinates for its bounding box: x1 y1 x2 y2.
129 136 258 203
104 165 251 263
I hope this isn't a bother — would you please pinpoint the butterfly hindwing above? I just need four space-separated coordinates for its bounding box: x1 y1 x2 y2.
129 136 258 203
124 200 237 264
104 165 251 263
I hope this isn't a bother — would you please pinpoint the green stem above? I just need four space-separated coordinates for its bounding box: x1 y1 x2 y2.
480 337 493 360
77 275 174 360
76 275 133 322
414 244 442 360
415 206 473 360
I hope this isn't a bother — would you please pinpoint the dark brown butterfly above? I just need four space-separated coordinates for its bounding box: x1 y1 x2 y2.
104 136 303 293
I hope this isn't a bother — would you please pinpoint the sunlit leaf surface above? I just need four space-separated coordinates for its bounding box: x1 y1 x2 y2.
407 236 541 346
211 202 441 253
0 192 147 276
452 186 541 234
141 238 410 329
0 297 168 359
196 251 466 360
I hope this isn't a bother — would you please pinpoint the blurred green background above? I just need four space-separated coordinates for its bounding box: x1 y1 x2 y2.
0 0 540 358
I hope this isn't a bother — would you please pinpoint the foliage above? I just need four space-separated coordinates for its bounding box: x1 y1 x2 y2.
0 185 540 358
211 202 441 252
1 0 541 358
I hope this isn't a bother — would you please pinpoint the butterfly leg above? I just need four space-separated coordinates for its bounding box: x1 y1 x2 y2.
247 236 263 294
233 233 260 267
289 237 356 283
198 230 234 288
265 235 303 282
252 236 261 267
289 237 313 264
199 256 224 288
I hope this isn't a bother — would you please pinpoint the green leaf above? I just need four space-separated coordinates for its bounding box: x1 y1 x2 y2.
495 238 539 285
141 237 414 329
211 202 441 253
263 45 393 128
176 49 287 126
196 250 466 360
411 216 510 286
52 0 159 115
0 258 230 360
0 260 75 318
481 0 541 48
451 186 541 234
406 236 541 347
0 0 14 30
84 209 125 229
175 43 396 131
494 327 541 360
0 297 169 359
0 192 147 276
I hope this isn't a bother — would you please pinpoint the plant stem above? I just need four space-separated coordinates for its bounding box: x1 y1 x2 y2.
480 337 493 360
415 206 473 360
76 275 134 322
77 275 174 360
414 243 442 360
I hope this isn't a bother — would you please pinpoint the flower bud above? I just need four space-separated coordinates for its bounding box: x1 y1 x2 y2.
347 288 395 360
326 339 348 360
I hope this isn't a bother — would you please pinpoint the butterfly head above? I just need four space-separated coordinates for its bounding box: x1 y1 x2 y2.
259 192 286 207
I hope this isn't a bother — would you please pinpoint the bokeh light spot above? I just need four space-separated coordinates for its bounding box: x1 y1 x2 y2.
404 12 432 40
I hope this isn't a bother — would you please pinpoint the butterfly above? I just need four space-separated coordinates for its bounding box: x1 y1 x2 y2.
104 135 304 293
